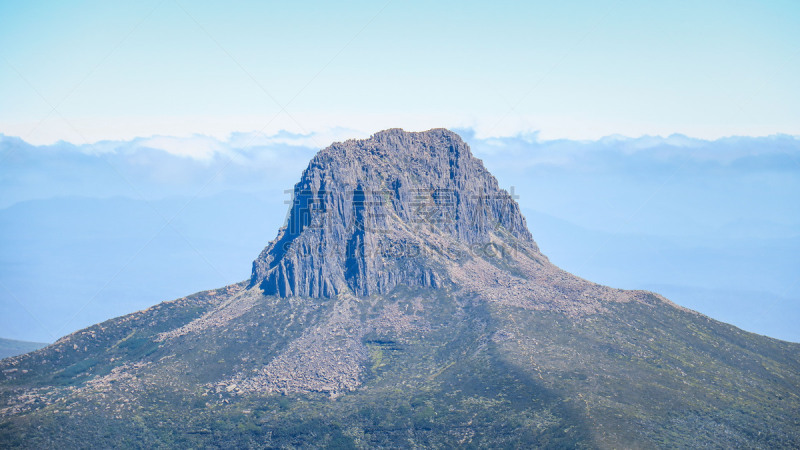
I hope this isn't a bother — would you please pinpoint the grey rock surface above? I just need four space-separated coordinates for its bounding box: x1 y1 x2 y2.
251 128 534 298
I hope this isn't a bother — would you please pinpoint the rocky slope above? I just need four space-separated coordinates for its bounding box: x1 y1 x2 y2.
1 129 799 448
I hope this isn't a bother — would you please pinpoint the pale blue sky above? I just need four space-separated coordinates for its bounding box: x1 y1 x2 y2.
1 0 799 145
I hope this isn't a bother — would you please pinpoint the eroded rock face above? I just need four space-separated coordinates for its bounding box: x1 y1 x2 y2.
250 128 534 298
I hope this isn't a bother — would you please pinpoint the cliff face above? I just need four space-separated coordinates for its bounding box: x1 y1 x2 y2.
250 128 533 298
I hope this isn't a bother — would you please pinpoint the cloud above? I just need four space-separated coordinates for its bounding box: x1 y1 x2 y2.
464 131 800 172
1 130 798 217
227 127 365 151
135 135 225 160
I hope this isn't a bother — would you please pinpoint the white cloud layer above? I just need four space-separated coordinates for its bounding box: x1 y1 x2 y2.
5 110 798 151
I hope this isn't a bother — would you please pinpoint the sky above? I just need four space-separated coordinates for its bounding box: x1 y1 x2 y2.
1 0 799 145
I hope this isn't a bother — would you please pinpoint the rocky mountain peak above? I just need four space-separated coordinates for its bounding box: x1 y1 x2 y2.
250 128 534 298
5 129 798 449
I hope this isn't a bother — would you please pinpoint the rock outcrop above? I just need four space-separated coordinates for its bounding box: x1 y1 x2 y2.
250 128 533 298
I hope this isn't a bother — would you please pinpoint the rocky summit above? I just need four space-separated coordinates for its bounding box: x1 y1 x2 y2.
1 129 799 448
251 128 532 298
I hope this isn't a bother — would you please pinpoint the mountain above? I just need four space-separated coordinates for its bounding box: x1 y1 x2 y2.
1 128 799 448
0 339 47 360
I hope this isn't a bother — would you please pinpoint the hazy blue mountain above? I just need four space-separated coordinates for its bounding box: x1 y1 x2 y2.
0 339 47 360
0 192 281 343
523 209 800 342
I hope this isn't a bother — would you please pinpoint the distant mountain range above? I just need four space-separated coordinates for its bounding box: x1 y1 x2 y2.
1 129 798 448
0 339 46 360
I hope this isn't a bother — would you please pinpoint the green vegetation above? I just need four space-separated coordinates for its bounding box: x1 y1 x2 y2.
1 283 799 448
